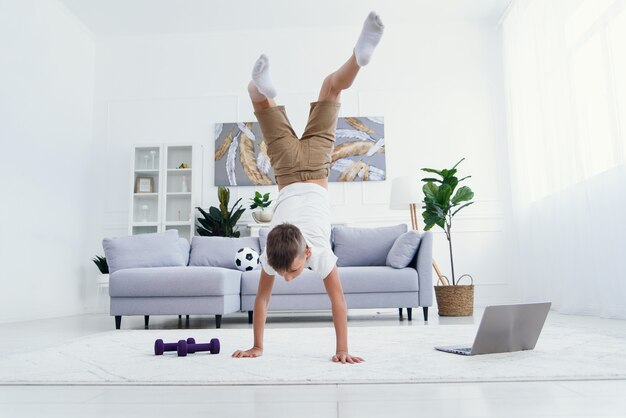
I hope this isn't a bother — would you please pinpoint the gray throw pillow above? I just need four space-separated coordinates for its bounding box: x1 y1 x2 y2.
189 236 261 269
332 224 408 267
102 230 188 274
386 230 422 268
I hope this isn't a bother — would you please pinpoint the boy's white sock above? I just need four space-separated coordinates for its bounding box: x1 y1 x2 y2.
249 54 277 102
354 11 384 67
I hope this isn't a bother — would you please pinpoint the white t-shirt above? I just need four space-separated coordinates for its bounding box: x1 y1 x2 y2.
259 182 337 280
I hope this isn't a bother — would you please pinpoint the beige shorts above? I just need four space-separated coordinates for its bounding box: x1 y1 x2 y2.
254 101 341 186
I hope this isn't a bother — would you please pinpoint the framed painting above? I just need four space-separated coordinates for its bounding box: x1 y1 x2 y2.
214 117 385 186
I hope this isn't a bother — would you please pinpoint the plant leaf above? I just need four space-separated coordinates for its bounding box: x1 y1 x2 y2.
451 186 474 205
196 207 210 218
451 157 465 170
451 201 474 217
423 182 438 201
443 176 458 191
421 167 444 176
437 184 453 206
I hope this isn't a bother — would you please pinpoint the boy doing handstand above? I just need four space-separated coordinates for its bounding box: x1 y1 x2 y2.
231 12 384 364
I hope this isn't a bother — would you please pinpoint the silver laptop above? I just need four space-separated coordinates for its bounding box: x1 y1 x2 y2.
435 302 551 356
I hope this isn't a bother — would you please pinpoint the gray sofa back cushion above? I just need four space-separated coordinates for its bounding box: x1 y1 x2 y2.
102 230 188 274
259 227 269 253
189 236 261 269
333 224 408 267
259 226 332 253
386 230 422 268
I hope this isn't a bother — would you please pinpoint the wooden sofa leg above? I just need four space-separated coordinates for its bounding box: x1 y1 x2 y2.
216 315 222 329
423 307 429 322
115 316 121 329
398 308 403 320
248 311 253 324
407 308 412 321
144 315 149 328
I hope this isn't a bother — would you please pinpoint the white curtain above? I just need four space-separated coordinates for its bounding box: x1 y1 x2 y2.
503 0 626 318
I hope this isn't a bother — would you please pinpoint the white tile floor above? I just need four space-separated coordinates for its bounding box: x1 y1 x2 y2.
1 309 625 418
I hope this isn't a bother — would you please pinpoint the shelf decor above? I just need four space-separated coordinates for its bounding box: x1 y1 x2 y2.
129 144 198 239
135 177 154 193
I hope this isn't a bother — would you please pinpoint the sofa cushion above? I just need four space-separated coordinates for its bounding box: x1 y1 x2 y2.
259 226 332 254
259 227 269 253
386 230 422 268
109 266 241 297
102 230 188 274
189 236 261 270
332 224 407 267
241 266 418 295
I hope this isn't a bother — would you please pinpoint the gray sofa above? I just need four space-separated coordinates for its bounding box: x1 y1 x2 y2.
242 224 433 323
103 225 433 329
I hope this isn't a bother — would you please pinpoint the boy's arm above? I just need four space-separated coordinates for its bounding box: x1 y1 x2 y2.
232 268 275 358
323 265 364 364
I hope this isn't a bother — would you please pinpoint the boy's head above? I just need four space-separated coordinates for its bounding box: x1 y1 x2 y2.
266 223 311 281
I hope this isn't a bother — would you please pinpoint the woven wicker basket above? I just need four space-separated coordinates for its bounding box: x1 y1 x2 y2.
434 275 474 316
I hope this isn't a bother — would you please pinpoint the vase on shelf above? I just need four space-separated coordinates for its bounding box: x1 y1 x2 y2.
141 205 150 222
143 155 150 169
181 175 188 193
251 207 273 223
150 150 157 169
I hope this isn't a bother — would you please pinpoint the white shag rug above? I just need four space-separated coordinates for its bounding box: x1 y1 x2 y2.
2 322 626 385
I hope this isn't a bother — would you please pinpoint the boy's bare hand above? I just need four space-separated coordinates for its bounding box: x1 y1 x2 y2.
332 352 364 364
232 347 263 358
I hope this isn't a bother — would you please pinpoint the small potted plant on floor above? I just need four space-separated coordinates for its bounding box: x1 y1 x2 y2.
92 255 109 285
249 191 273 223
421 158 475 316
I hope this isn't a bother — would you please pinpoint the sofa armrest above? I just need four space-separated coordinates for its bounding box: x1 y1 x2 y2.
412 230 433 307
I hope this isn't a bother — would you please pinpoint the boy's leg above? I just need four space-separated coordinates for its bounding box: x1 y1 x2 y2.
318 11 384 103
249 55 301 185
300 11 384 174
248 54 278 111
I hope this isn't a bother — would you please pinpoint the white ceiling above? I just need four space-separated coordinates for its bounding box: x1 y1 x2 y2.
58 0 513 38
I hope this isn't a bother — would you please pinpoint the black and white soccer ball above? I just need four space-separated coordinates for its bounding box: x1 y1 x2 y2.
234 247 260 272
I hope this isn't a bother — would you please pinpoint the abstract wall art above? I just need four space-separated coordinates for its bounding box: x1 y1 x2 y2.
214 117 385 186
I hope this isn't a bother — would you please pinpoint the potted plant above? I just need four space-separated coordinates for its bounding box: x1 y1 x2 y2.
249 191 273 223
196 186 246 237
421 158 475 316
92 255 108 275
92 255 110 312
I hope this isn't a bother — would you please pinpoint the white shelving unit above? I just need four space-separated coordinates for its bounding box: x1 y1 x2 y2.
129 144 199 240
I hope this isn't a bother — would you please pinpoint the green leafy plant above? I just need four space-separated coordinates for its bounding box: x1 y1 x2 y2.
196 186 245 237
92 255 109 274
421 158 475 285
249 191 272 210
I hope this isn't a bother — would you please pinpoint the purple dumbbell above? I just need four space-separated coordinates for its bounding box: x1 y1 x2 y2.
154 338 196 355
177 338 220 357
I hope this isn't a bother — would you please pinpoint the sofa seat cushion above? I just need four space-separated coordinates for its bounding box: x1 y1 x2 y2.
109 266 241 297
241 266 418 296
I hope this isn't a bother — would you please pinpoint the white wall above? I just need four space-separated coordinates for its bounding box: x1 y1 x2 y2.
93 14 513 307
0 0 95 322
